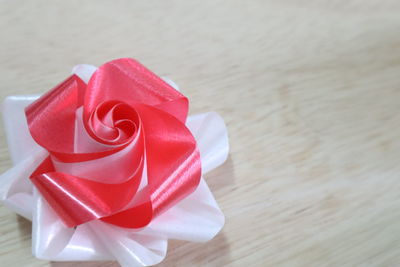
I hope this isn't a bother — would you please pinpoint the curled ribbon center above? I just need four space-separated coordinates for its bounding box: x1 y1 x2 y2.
88 100 139 146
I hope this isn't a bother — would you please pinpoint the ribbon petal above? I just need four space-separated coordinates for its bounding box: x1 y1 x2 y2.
84 58 188 124
30 156 144 227
26 75 86 155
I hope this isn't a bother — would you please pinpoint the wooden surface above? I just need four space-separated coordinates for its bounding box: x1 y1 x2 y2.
1 1 400 266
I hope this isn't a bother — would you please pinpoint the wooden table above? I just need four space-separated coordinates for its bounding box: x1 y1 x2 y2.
1 1 400 266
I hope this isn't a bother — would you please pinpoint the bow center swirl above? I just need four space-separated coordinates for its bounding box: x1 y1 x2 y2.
87 100 140 146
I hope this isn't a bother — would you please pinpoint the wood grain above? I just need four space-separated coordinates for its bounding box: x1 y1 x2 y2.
1 0 400 266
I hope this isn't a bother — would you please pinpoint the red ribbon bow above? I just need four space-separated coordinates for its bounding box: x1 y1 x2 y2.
26 58 201 228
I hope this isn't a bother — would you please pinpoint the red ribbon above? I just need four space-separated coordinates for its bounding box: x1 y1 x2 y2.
26 58 201 228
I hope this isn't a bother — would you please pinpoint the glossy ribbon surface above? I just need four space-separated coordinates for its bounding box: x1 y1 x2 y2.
26 58 201 228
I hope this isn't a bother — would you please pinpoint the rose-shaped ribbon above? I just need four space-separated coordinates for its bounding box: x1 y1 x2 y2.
26 58 201 228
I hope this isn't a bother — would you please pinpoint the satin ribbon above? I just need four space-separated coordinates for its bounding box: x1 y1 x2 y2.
26 58 201 228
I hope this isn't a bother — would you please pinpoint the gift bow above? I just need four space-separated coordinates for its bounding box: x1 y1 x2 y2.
26 58 201 228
